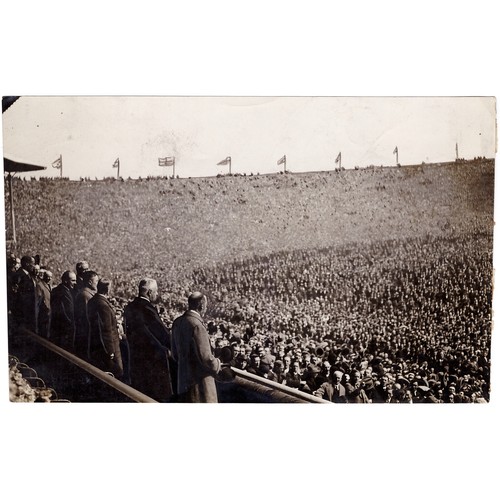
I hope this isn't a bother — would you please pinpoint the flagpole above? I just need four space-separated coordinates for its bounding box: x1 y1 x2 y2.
8 172 16 244
60 155 63 178
229 157 231 175
339 152 342 170
284 155 286 173
456 143 459 160
173 157 176 178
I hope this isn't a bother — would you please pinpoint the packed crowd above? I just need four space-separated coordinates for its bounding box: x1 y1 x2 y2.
5 160 494 403
6 160 493 295
6 227 492 403
185 232 492 403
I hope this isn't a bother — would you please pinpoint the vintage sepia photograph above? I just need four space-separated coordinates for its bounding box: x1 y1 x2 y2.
3 96 495 404
1 3 500 500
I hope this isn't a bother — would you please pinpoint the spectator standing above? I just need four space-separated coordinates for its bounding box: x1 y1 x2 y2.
36 270 52 338
50 271 77 349
88 279 124 379
74 270 99 359
171 292 222 403
12 255 38 333
75 260 90 293
124 278 174 402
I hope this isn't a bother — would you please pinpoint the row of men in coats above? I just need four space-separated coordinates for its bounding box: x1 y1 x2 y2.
7 254 225 402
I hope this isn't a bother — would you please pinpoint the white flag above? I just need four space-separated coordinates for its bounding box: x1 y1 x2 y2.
217 156 231 166
52 156 62 169
159 157 175 166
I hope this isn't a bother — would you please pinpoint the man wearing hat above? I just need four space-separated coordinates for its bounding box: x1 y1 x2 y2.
172 292 223 403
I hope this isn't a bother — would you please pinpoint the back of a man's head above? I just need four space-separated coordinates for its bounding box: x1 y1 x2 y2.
61 270 77 288
97 279 111 295
188 291 205 311
76 260 89 277
21 255 35 269
138 278 157 296
83 270 99 288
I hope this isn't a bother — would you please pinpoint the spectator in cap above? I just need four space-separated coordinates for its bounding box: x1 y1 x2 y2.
247 353 265 377
234 354 248 370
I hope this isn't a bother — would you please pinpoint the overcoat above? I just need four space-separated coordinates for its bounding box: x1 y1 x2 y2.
87 293 123 378
124 297 174 402
36 280 51 338
74 286 96 358
50 283 75 348
13 268 38 332
172 310 221 403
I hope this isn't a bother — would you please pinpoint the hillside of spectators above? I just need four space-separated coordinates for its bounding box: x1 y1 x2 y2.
5 160 494 299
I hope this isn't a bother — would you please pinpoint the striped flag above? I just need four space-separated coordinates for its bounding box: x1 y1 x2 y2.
159 157 175 166
277 155 286 165
393 146 398 155
335 152 341 163
52 156 62 169
113 158 120 168
217 156 231 166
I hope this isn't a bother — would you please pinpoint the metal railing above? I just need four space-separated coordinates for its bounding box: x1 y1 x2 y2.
230 367 330 403
18 327 157 403
14 327 329 403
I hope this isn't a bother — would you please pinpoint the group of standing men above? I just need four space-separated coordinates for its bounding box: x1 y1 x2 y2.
7 253 226 403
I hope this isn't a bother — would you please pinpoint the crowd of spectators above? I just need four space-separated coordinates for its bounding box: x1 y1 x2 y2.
7 227 492 403
184 232 492 403
5 160 494 402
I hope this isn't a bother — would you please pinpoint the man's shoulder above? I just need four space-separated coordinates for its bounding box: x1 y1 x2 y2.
173 310 203 328
52 284 67 296
127 296 152 308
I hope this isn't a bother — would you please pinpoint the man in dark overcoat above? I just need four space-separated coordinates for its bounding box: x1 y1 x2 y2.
87 279 123 379
36 269 53 338
74 270 99 359
124 278 174 402
12 255 38 333
49 270 77 349
172 292 222 403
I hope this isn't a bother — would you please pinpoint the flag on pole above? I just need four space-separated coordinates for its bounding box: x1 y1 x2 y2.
113 158 119 168
393 147 398 155
217 156 231 166
277 155 286 166
159 157 175 166
52 156 62 169
335 152 341 163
